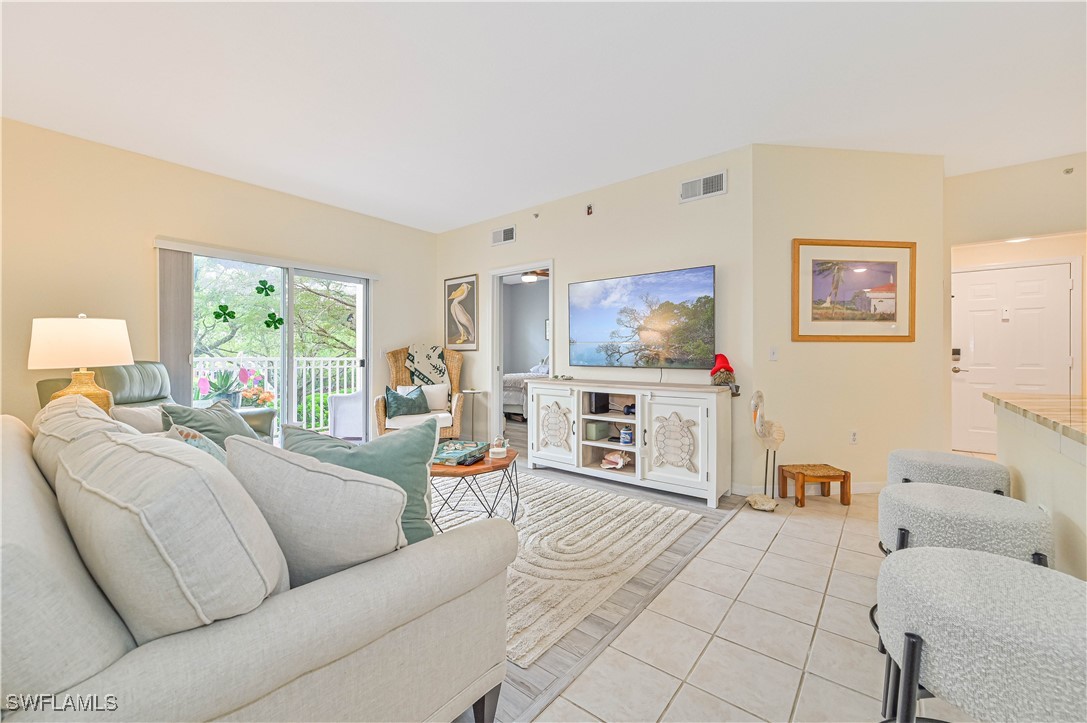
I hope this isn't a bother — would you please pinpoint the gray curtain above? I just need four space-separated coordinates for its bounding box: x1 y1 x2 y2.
158 249 193 406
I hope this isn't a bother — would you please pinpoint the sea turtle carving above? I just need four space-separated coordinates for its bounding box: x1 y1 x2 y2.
540 402 572 451
653 411 698 473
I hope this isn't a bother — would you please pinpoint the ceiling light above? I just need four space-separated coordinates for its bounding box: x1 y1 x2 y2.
1006 238 1031 243
853 267 867 272
521 271 539 283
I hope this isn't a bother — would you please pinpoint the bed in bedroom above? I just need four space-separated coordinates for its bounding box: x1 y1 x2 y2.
502 366 549 418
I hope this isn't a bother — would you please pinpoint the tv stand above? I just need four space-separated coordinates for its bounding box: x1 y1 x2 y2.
526 378 732 507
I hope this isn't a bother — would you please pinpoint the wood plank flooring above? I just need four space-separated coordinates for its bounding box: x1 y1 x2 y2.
454 429 745 723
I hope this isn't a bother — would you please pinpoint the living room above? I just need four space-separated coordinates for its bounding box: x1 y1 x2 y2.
2 3 1086 723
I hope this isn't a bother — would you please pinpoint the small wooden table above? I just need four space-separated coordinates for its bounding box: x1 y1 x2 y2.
430 449 520 530
778 464 851 508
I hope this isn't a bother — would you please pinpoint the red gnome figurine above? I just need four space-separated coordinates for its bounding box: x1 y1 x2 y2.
710 354 735 387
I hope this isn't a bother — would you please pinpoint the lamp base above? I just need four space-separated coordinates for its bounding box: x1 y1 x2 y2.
50 370 114 413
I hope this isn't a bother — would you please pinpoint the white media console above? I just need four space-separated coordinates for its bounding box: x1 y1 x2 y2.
526 378 732 507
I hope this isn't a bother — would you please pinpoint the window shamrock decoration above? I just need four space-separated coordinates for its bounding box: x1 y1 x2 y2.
213 304 236 323
255 280 276 297
264 312 285 329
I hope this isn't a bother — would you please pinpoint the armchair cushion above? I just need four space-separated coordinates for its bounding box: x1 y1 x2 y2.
385 411 453 430
384 385 429 418
283 419 439 545
161 400 260 449
226 437 407 587
397 383 450 411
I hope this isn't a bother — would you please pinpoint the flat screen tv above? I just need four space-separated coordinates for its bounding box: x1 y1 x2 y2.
569 265 715 369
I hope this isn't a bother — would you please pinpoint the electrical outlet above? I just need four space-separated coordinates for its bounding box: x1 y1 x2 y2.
849 430 859 445
769 346 778 362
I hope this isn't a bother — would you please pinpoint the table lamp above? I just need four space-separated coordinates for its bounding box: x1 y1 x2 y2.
27 314 135 412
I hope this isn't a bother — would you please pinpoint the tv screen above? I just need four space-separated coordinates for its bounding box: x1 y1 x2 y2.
569 265 715 369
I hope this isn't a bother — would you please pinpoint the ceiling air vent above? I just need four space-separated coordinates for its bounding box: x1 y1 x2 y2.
679 171 727 203
491 225 516 246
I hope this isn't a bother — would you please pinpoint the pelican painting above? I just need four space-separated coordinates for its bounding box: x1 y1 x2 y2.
444 274 478 350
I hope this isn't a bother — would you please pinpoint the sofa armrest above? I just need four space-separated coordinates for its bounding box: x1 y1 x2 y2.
14 519 518 722
236 407 276 438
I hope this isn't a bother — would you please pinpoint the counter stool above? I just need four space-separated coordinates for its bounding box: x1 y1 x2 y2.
777 464 851 508
876 547 1086 723
887 449 1010 495
877 482 1052 563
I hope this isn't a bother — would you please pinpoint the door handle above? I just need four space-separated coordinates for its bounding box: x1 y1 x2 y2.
951 366 969 373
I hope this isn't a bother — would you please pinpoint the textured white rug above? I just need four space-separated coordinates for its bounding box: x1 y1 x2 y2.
433 471 701 668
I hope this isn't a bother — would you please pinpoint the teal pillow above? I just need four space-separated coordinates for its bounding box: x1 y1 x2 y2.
161 401 260 449
385 386 429 418
283 419 438 544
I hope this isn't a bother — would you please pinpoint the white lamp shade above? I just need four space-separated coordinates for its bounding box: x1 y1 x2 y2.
27 317 135 370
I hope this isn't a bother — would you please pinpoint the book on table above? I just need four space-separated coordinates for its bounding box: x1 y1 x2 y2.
433 441 488 466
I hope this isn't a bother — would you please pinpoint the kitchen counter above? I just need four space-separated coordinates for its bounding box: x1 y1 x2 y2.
982 392 1086 446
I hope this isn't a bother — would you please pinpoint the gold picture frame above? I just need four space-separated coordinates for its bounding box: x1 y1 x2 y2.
444 273 478 350
792 238 916 342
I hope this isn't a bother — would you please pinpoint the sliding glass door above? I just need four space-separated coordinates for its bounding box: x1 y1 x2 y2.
191 254 368 439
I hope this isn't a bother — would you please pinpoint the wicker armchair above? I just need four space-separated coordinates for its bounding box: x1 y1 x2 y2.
374 347 464 439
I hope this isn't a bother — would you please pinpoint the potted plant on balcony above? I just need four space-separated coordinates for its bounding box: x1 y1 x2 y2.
196 369 244 408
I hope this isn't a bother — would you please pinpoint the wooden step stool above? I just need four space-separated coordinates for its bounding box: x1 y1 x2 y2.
778 464 851 508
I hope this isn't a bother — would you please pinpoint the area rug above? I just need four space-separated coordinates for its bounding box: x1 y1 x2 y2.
432 471 701 667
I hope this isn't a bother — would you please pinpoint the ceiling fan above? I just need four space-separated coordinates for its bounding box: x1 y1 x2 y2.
520 269 550 283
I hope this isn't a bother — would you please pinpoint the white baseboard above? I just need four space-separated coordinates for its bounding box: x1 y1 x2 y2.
731 480 886 498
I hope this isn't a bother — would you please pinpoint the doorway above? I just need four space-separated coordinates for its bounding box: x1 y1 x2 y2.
489 261 554 454
951 256 1081 453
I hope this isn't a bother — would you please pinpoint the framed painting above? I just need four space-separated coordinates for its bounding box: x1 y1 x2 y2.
792 239 916 342
444 273 478 350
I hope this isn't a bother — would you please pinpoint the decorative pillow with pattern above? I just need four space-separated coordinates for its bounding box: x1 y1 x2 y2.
165 424 228 464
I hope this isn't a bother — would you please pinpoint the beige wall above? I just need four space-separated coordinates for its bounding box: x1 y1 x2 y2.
952 232 1086 392
751 145 948 488
437 147 758 489
1 120 439 423
437 144 947 491
945 153 1086 246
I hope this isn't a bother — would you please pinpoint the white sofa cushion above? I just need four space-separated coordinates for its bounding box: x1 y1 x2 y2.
32 395 138 489
226 437 407 587
397 383 450 412
110 404 166 433
54 430 289 645
385 410 453 430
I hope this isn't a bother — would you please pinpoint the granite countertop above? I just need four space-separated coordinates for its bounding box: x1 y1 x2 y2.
982 392 1087 446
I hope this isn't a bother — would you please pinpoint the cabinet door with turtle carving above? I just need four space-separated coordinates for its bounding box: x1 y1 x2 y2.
530 387 577 464
642 395 708 489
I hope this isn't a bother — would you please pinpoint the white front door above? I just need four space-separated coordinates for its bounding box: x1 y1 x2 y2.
951 263 1074 453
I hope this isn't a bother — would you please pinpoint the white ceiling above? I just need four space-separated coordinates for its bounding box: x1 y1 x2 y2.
3 2 1084 233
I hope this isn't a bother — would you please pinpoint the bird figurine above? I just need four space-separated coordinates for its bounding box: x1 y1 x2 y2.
447 282 476 345
710 353 735 387
750 390 786 503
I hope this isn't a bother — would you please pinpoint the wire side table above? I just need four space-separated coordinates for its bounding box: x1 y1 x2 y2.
430 449 519 532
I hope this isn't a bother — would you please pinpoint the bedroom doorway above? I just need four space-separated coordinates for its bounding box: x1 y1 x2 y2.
489 261 554 455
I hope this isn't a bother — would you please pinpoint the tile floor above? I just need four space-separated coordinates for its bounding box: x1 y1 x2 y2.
535 492 977 722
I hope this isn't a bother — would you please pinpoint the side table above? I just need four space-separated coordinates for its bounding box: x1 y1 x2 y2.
430 449 519 532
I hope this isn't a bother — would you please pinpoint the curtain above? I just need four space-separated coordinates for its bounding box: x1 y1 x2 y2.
158 248 193 406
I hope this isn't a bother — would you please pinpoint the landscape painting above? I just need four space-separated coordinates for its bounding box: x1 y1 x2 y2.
792 238 916 342
569 265 715 368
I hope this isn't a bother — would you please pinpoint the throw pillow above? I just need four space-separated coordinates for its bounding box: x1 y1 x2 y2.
166 424 228 464
32 396 139 489
397 383 450 412
54 430 288 645
226 437 407 587
283 419 439 544
385 385 430 418
161 400 259 448
110 405 166 433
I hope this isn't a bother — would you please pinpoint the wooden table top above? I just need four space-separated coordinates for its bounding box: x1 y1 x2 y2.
429 448 518 478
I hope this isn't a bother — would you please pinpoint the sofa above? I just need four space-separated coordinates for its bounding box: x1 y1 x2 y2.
35 361 277 442
1 412 518 721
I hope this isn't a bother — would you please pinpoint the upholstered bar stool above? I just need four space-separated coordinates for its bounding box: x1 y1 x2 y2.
887 449 1010 494
877 482 1052 563
876 547 1086 723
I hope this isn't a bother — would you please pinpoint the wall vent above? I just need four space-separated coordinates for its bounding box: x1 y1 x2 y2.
679 171 727 203
491 225 516 246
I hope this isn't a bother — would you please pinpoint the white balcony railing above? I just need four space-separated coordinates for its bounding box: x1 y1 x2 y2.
192 356 361 432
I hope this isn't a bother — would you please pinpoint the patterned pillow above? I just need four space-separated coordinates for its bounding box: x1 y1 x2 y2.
165 424 228 464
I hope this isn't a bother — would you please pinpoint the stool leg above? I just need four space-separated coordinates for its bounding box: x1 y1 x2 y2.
821 480 831 497
841 471 851 505
1032 552 1049 567
795 472 806 508
881 653 901 720
778 467 787 499
895 633 923 723
896 527 910 551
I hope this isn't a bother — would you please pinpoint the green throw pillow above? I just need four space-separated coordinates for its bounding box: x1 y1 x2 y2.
283 419 438 544
161 401 260 449
385 385 430 418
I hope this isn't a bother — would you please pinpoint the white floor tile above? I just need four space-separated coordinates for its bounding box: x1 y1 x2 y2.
826 568 878 606
534 697 601 722
817 594 879 647
648 579 734 632
838 531 882 556
699 537 766 571
833 549 883 579
563 648 680 723
806 630 886 699
688 638 802 723
661 684 761 723
612 609 712 679
717 601 815 667
768 534 837 567
793 674 882 722
737 574 825 625
755 552 831 592
677 557 751 598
